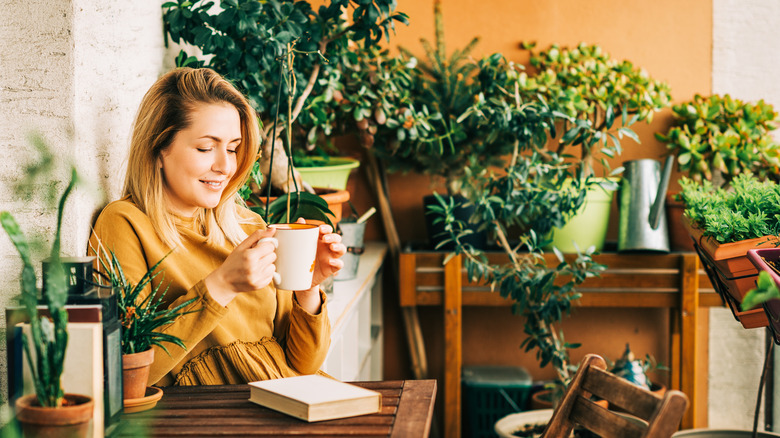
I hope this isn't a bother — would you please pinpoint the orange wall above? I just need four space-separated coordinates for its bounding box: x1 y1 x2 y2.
340 0 712 427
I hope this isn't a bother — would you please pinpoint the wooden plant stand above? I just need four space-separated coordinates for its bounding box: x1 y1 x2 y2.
399 250 721 438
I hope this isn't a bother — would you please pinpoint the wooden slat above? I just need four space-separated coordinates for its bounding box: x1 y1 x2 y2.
443 254 462 438
414 291 680 307
391 380 437 438
569 397 645 438
399 252 417 307
582 367 661 419
680 254 699 429
669 306 681 392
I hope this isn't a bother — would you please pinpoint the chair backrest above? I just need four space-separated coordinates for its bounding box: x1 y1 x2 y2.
544 354 689 438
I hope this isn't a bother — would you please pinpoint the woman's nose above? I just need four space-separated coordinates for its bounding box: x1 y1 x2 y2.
213 149 231 174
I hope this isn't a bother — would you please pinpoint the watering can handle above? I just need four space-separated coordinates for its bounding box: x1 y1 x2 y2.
648 155 675 230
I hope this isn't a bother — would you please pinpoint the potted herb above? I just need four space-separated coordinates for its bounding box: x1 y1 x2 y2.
92 246 199 406
679 173 780 327
656 94 780 250
1 137 94 437
162 0 408 204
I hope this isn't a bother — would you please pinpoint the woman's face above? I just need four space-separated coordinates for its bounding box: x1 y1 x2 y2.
160 102 241 217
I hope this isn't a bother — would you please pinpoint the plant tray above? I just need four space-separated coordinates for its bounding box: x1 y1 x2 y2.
720 287 769 329
683 216 778 277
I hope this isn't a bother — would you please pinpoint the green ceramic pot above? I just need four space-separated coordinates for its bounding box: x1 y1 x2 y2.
550 178 618 253
295 157 360 190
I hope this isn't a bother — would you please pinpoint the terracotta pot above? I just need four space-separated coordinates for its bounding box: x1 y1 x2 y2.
666 193 695 252
250 187 349 226
15 393 94 438
683 216 772 328
123 348 155 400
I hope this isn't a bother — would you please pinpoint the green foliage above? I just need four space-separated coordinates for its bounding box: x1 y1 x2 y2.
263 191 335 227
162 0 408 151
518 42 672 173
430 148 606 387
0 137 82 408
94 248 200 355
679 173 780 243
369 3 519 195
656 94 780 186
742 271 780 311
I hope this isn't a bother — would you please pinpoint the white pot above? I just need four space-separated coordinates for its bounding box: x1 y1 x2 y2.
673 430 780 437
494 409 553 438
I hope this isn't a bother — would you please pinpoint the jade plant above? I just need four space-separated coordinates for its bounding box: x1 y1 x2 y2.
656 94 780 187
517 42 672 177
162 0 408 195
0 136 82 408
679 173 780 244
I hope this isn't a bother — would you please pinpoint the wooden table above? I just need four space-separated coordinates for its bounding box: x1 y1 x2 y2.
399 250 721 438
117 380 437 437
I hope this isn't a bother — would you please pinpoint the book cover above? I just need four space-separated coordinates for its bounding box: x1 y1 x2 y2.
248 375 381 422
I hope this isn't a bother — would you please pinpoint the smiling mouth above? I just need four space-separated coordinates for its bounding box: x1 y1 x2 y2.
201 180 225 189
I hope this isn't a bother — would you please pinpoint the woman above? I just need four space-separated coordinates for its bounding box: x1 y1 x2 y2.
90 67 345 386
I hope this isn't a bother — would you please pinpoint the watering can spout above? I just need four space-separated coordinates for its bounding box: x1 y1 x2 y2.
648 155 675 230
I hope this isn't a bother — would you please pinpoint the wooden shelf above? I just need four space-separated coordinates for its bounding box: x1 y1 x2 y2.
399 250 719 437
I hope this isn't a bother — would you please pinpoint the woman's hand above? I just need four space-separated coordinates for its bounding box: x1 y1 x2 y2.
204 228 278 306
290 218 345 314
307 220 346 288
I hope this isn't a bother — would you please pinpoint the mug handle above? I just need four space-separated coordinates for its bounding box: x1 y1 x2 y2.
259 237 282 286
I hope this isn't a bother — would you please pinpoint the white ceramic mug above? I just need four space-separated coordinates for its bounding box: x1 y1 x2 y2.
262 223 319 291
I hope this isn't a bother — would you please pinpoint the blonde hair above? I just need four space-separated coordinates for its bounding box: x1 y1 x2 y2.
124 67 260 250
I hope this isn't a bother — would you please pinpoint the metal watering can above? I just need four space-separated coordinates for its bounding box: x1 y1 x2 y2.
617 156 675 252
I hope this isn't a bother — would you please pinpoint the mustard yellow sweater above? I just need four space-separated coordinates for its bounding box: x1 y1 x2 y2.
89 199 331 386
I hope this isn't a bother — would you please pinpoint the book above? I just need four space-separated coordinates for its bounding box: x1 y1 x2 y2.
14 321 104 438
248 375 382 422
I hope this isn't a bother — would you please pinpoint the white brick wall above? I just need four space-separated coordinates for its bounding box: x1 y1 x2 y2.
0 0 167 419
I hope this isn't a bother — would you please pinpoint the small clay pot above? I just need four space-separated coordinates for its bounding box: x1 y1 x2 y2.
15 393 94 438
123 348 155 400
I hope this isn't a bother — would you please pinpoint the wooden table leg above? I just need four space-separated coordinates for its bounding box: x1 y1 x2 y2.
443 255 462 438
680 254 699 429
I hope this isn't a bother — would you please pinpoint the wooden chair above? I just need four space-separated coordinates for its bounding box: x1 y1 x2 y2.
544 354 689 438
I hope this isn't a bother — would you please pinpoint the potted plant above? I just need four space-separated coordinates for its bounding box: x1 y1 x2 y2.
656 94 780 251
679 173 780 327
365 1 517 249
1 137 94 437
162 0 408 210
430 145 606 400
515 42 672 252
91 246 199 408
